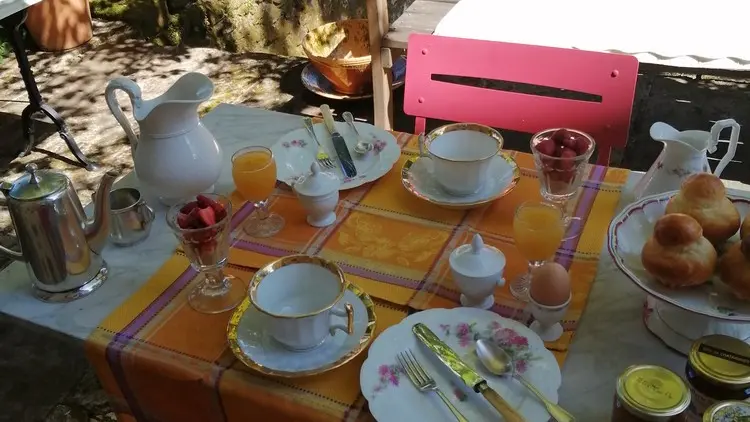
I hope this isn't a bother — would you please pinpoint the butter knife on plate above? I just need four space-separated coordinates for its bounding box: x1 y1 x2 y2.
320 104 358 179
413 323 527 422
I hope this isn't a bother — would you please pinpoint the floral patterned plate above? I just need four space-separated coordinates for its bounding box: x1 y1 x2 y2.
271 121 400 190
360 308 560 422
608 190 750 321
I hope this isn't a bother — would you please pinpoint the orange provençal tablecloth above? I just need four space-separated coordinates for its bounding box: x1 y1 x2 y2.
85 131 629 421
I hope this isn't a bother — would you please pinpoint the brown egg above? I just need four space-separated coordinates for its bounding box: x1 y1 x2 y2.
530 263 571 306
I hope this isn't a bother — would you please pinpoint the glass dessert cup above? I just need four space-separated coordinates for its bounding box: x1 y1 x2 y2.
510 201 565 301
530 128 596 241
167 194 245 314
231 146 285 238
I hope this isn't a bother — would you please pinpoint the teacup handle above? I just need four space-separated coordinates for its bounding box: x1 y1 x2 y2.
497 277 506 288
329 303 354 335
417 132 430 158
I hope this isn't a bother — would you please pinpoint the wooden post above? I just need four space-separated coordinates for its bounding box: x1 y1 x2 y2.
366 0 394 130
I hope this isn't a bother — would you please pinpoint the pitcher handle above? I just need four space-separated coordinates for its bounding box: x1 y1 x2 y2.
105 77 143 150
710 119 741 178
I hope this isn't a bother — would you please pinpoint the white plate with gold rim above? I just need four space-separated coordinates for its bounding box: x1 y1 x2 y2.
227 282 377 377
401 153 519 209
359 308 560 422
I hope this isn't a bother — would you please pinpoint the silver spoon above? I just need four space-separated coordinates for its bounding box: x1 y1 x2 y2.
475 339 575 422
342 111 373 156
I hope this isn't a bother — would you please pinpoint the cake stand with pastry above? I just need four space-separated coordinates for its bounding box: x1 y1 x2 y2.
609 172 750 354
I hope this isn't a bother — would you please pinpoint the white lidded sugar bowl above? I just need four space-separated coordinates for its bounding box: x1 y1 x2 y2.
449 233 506 309
293 162 340 228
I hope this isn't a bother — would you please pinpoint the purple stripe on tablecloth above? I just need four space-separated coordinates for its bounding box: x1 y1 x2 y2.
337 262 420 289
233 240 421 289
556 166 606 269
119 267 197 338
233 239 295 257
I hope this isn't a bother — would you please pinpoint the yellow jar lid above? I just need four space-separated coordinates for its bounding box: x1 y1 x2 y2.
702 400 750 422
616 365 691 418
689 335 750 386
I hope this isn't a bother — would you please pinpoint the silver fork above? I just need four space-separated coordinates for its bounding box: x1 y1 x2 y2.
303 117 334 169
397 349 469 422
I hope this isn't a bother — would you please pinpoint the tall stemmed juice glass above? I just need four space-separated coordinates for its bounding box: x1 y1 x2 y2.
167 194 246 314
510 201 565 301
231 146 285 238
530 128 595 240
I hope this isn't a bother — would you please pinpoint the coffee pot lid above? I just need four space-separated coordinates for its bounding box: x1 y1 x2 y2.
7 164 68 200
294 162 340 197
449 234 505 278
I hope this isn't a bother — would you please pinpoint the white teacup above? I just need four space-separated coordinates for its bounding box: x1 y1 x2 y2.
249 255 354 351
420 123 504 196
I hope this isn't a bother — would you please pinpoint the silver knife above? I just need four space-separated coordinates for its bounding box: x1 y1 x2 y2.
320 104 357 178
413 323 528 422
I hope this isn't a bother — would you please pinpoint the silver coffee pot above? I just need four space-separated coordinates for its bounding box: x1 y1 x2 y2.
0 164 118 302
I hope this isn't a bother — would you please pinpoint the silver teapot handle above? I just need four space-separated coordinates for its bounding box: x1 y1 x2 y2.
0 192 24 261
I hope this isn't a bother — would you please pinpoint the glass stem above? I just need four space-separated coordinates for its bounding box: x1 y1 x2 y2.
203 268 228 293
254 200 270 220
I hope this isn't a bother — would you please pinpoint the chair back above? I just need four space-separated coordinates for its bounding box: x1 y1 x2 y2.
403 34 639 165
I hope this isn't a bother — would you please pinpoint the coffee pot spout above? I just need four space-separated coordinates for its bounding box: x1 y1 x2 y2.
85 170 119 254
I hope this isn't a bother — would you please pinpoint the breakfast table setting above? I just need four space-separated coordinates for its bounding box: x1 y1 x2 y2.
2 63 750 422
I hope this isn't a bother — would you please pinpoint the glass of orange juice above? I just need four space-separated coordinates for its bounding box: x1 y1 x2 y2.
510 201 565 300
231 146 285 238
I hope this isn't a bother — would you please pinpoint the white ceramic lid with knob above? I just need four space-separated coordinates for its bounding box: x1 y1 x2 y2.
449 234 505 278
294 162 340 197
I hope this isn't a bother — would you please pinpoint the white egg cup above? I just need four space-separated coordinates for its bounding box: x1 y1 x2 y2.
529 293 571 342
449 234 506 310
293 162 340 228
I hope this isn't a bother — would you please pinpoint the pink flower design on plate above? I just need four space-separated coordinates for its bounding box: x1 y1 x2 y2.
442 321 538 375
283 139 308 148
373 139 387 153
372 364 404 394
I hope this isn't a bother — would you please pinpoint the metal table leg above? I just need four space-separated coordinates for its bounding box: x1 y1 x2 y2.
3 10 97 170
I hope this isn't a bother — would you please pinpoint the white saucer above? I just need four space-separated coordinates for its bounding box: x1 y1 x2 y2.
401 153 520 209
272 121 400 190
227 283 377 378
360 308 560 422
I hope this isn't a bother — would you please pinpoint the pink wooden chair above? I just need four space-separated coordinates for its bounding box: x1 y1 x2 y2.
404 34 640 165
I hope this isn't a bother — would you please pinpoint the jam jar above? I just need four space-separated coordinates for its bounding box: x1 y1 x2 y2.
612 365 691 422
702 401 750 421
686 335 750 419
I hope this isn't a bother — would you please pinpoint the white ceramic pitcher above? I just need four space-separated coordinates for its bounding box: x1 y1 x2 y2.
105 72 222 205
634 119 740 199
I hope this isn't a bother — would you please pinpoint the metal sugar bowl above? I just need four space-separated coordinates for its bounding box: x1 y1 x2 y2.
0 164 118 302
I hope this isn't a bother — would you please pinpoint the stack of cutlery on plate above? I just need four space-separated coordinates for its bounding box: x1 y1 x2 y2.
270 104 401 190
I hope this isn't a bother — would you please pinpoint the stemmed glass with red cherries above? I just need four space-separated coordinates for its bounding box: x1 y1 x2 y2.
530 128 596 241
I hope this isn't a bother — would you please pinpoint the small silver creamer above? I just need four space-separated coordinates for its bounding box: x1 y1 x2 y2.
0 164 118 302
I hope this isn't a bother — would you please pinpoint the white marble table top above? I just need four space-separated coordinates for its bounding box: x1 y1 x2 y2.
0 0 41 21
0 103 719 420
